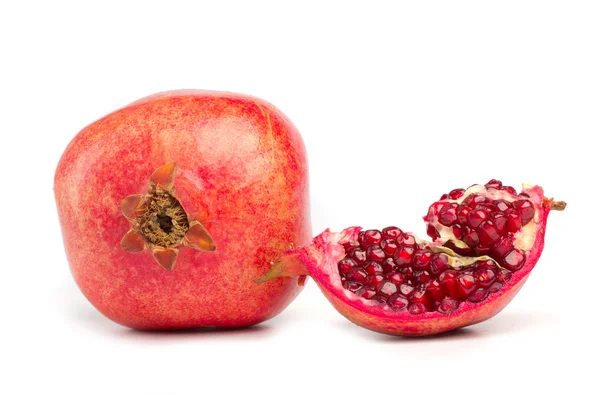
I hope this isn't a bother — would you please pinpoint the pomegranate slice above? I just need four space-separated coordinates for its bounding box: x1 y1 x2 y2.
256 182 564 336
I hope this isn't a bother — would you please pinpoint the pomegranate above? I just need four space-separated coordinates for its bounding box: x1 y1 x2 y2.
54 90 311 330
256 181 564 336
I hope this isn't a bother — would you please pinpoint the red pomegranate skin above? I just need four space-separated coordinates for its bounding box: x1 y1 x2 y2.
54 90 311 330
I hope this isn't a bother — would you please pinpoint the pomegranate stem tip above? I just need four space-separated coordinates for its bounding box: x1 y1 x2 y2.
551 201 567 211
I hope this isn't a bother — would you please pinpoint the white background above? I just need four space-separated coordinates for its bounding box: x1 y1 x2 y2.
1 1 598 394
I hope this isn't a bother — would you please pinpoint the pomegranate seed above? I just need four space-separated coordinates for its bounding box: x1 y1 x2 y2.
449 188 465 199
457 205 471 225
399 234 416 246
468 288 488 303
365 262 383 275
474 268 496 287
503 249 525 271
388 294 408 311
399 283 415 296
457 274 477 297
491 212 507 235
431 202 446 215
349 248 367 263
466 194 489 208
343 281 362 292
361 230 382 248
463 227 480 247
426 280 445 303
365 274 385 287
381 239 398 256
343 241 360 253
395 246 415 265
477 259 497 270
467 209 489 228
377 281 398 297
430 254 449 275
411 287 432 311
367 246 386 262
486 179 502 188
387 272 405 285
356 286 376 300
426 224 440 239
488 282 503 293
506 210 522 233
382 226 403 239
504 186 517 195
439 203 458 226
498 269 513 283
413 250 433 269
408 303 427 315
413 270 431 284
439 271 460 299
347 268 368 282
478 220 500 246
493 237 514 258
451 224 464 238
514 200 535 225
494 200 512 212
338 258 357 275
440 193 450 200
438 297 459 313
382 257 397 274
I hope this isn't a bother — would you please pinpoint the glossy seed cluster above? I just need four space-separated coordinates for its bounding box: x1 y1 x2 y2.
426 180 534 272
339 227 512 314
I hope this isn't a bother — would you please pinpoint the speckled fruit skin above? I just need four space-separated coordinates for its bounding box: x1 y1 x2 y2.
54 90 311 330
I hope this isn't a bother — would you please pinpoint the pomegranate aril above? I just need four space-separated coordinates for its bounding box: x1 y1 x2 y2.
395 246 415 266
413 270 431 284
486 179 503 188
493 236 514 258
439 271 460 299
463 227 480 247
382 257 397 274
478 220 500 246
457 274 477 298
366 246 386 262
427 224 440 239
451 224 464 238
467 209 489 228
494 200 512 212
343 241 360 253
382 226 403 239
438 297 459 314
408 303 427 315
349 248 367 263
381 239 398 256
488 282 503 293
502 250 525 271
338 258 357 275
356 286 376 300
514 200 535 225
426 280 445 303
387 272 405 285
347 268 368 282
439 203 458 226
365 274 385 287
468 288 488 303
477 259 497 270
491 212 507 235
411 287 432 311
399 283 415 296
466 194 489 208
503 186 517 195
413 250 433 269
364 262 383 275
440 193 450 200
506 210 522 233
377 281 398 297
474 268 496 287
399 234 417 246
361 230 382 248
449 188 465 199
498 269 513 283
430 254 449 275
388 294 408 311
474 244 491 255
342 281 362 292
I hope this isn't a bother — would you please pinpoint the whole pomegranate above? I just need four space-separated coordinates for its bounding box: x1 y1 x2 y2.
257 180 564 336
55 90 311 330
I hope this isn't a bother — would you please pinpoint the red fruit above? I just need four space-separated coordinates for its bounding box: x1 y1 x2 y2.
257 181 564 336
54 91 311 330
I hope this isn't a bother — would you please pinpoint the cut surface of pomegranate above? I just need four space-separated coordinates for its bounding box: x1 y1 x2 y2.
256 181 564 336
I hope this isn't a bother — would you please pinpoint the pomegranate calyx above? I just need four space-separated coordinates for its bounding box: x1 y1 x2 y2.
120 163 215 270
550 200 567 211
